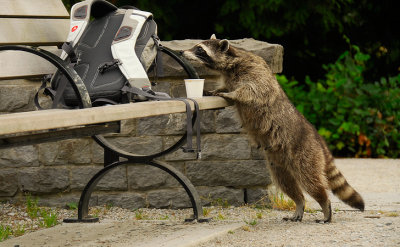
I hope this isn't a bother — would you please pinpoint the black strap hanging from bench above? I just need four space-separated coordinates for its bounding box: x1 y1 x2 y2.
121 86 201 158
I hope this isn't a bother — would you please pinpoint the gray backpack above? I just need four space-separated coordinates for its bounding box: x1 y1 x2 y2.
41 0 166 107
34 0 201 157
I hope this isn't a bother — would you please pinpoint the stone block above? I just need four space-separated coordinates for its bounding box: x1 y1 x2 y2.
198 186 244 206
91 141 104 164
164 136 198 161
35 192 97 208
137 115 169 136
170 83 186 98
128 163 182 190
198 110 216 133
70 166 127 191
164 113 188 135
38 139 92 165
18 167 69 194
105 136 163 157
186 160 271 187
201 134 251 160
161 38 283 77
120 119 136 135
137 113 199 136
245 188 270 206
146 188 192 209
97 165 128 191
0 84 37 112
0 145 39 168
150 80 171 95
97 192 146 209
0 169 18 196
216 106 242 133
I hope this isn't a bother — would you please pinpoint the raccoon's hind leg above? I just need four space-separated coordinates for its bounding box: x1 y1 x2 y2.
299 170 332 223
269 163 305 222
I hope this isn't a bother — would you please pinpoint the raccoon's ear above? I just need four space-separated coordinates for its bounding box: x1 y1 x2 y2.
219 39 230 53
210 34 217 40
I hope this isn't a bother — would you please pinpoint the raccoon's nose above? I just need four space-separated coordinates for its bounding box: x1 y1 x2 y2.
179 50 184 55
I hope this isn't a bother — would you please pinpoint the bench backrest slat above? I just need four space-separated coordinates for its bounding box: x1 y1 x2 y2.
0 18 69 46
0 0 69 79
0 0 69 18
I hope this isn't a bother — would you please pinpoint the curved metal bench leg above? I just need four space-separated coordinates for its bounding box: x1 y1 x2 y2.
64 160 209 223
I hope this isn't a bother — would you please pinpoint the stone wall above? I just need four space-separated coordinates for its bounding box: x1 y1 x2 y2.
0 39 283 209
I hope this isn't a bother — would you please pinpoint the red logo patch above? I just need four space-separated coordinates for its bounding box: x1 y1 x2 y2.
71 26 78 32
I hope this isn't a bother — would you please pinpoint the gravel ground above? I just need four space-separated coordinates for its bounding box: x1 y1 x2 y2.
1 204 399 247
1 158 399 247
198 209 400 247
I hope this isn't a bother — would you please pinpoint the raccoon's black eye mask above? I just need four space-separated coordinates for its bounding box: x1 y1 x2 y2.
195 46 213 65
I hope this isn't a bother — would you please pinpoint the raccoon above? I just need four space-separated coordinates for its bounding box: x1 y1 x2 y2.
182 35 365 223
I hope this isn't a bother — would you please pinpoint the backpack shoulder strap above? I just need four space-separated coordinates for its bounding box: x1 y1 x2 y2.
61 0 118 60
111 9 153 89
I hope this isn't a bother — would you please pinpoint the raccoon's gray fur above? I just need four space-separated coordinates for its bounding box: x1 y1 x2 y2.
182 35 365 223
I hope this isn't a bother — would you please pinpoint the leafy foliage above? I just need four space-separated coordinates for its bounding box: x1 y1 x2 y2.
278 45 400 157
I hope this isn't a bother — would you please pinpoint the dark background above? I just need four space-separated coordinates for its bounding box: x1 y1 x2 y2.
62 0 399 83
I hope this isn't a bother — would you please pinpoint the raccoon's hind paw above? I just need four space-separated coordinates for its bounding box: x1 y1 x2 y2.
315 218 331 224
282 215 302 222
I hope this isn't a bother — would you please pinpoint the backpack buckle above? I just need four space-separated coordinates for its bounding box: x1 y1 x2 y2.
98 59 122 74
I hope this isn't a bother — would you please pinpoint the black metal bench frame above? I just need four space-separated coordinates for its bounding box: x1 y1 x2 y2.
0 45 209 223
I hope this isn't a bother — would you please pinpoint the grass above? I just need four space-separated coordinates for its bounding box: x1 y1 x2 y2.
216 212 226 220
159 215 170 220
268 191 320 213
203 207 213 217
133 209 149 220
0 195 62 241
66 202 78 210
26 194 40 218
39 209 58 228
12 225 25 237
0 225 12 242
105 203 113 210
245 219 258 226
25 194 59 228
269 192 296 211
386 212 399 217
201 195 230 208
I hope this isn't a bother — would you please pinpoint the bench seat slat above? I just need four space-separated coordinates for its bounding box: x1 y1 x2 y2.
0 97 231 136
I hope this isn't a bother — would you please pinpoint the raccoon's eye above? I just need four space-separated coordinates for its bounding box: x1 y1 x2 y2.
196 46 205 54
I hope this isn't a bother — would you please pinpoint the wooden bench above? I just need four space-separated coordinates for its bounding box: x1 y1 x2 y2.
0 0 230 223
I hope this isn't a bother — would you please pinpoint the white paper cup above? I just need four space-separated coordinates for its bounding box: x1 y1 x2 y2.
184 79 204 98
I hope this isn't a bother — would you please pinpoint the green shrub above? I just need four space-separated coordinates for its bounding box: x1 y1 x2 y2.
277 45 400 158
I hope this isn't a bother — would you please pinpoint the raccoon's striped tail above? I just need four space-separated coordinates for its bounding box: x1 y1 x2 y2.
326 161 365 211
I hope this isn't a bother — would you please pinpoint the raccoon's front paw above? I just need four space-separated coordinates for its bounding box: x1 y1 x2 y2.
203 90 214 96
207 89 228 96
